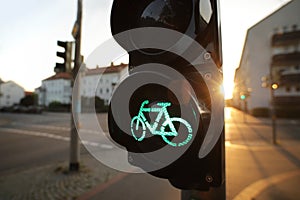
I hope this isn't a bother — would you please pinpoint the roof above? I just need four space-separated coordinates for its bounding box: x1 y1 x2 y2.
0 80 24 89
236 0 294 71
43 72 72 81
85 63 128 76
25 91 34 96
248 0 294 31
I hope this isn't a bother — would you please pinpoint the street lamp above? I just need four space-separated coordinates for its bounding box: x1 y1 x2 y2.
270 82 278 145
271 83 279 90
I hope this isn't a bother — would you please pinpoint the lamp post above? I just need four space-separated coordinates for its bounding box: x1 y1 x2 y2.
270 83 278 145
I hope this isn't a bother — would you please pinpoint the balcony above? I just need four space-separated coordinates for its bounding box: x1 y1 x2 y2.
274 96 300 107
271 52 300 66
280 73 300 85
272 30 300 46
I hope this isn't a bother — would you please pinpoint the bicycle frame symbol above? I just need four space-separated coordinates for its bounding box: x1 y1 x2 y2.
130 100 193 147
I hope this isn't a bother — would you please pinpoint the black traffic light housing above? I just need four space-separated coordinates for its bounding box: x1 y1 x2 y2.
108 0 224 190
54 41 73 73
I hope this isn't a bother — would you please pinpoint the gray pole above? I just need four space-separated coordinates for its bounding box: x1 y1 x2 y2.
270 86 277 145
181 183 226 200
269 64 277 145
69 0 82 171
243 100 247 123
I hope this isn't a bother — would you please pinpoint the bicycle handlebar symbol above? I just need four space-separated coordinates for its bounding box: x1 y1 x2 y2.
130 100 193 147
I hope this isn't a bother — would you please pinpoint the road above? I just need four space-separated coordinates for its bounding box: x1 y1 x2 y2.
0 108 300 199
0 112 70 175
0 112 112 175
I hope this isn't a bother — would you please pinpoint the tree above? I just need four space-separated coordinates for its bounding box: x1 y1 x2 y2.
20 94 35 106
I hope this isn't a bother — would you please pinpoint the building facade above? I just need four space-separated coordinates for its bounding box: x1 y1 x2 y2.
0 81 25 108
81 63 128 105
233 0 300 115
271 25 300 111
38 73 72 106
37 63 128 107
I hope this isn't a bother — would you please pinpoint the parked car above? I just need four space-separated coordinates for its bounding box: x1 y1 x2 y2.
0 105 43 114
27 106 43 114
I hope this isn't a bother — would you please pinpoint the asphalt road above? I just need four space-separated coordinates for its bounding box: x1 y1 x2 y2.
0 112 82 175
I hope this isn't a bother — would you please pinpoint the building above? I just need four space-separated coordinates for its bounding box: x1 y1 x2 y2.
81 63 128 105
38 72 72 106
37 63 128 107
233 0 300 115
0 80 25 108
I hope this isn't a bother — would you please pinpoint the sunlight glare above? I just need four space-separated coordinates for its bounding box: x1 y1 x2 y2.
225 107 232 120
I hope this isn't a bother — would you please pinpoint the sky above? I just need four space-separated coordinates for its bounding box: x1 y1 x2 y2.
0 0 291 99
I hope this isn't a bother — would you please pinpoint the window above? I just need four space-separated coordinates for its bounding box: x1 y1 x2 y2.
106 88 109 93
283 26 287 32
296 86 300 92
100 88 102 94
286 86 291 92
292 24 297 31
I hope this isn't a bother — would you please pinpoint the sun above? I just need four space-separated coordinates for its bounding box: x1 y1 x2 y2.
222 77 234 100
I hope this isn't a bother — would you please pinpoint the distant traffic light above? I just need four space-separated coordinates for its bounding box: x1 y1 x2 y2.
108 0 224 190
240 94 246 100
54 41 73 73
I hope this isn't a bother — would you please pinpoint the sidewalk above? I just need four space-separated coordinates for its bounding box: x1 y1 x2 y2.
226 108 300 200
0 154 121 200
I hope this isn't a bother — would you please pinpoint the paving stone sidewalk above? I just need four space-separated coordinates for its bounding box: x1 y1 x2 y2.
0 155 121 200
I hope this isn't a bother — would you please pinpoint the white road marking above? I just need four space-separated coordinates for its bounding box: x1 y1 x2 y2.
0 127 113 149
11 122 101 135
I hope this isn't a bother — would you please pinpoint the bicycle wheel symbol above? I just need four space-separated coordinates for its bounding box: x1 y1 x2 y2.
130 116 146 141
161 117 193 147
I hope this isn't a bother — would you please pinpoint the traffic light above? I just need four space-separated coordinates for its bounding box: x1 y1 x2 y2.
108 0 224 190
54 41 73 73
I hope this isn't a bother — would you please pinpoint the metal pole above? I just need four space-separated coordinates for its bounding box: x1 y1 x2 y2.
181 183 226 200
69 0 82 172
243 100 247 123
270 87 277 145
269 64 277 145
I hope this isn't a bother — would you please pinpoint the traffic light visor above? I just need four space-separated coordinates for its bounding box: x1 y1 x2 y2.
111 0 193 35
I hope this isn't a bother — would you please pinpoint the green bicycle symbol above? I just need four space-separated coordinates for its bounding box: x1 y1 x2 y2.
130 100 193 147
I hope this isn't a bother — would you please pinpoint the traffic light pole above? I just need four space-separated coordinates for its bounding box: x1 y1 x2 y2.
181 130 226 200
181 183 226 200
69 0 82 172
243 100 247 123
